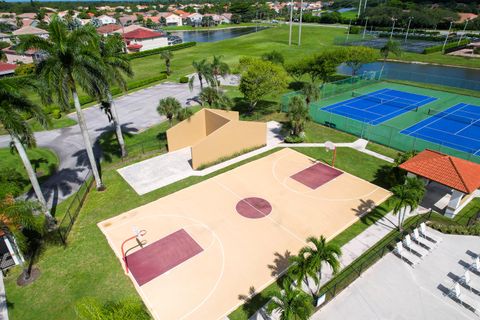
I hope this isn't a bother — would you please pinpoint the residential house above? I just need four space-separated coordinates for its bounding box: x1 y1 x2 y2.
184 13 203 26
157 12 182 26
122 28 168 52
92 15 117 26
0 63 16 77
221 13 232 24
12 26 48 38
118 14 137 26
17 13 36 20
0 32 11 43
3 47 43 64
96 24 122 35
457 13 478 23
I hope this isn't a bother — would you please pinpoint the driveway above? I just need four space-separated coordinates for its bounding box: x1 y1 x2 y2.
0 80 202 208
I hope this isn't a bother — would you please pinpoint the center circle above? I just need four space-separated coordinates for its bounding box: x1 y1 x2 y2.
235 197 272 219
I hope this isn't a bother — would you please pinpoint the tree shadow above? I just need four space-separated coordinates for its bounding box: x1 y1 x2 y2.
30 158 48 175
268 250 292 277
359 200 397 230
288 81 305 91
232 97 279 119
96 122 139 163
352 199 376 217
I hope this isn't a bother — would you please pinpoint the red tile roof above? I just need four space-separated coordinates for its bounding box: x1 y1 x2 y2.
123 28 163 40
96 24 121 34
399 149 480 193
0 63 17 72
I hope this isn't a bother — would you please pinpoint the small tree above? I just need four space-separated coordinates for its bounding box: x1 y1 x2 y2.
288 250 319 298
210 55 229 91
344 46 378 76
239 59 288 113
391 177 426 231
76 297 150 320
261 50 285 65
287 96 310 137
157 97 181 126
380 39 402 76
160 50 173 76
301 81 320 105
189 59 212 91
267 277 313 320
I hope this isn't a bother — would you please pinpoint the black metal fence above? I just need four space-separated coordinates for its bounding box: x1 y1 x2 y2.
315 210 433 310
57 171 94 245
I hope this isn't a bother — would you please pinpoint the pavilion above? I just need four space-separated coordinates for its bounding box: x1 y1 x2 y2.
399 149 480 218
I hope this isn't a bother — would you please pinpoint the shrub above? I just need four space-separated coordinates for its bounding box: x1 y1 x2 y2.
51 109 61 119
423 39 470 54
0 40 9 49
127 42 196 60
349 26 361 34
0 168 28 198
179 76 189 83
284 135 305 143
14 63 35 76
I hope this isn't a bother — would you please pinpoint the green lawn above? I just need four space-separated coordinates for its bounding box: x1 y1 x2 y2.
0 147 58 193
340 10 358 20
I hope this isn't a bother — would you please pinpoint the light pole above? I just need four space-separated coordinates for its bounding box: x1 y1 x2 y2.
357 0 363 18
346 19 352 43
288 1 293 46
390 17 397 39
405 16 413 42
363 0 368 11
298 0 303 46
442 21 454 53
362 16 369 39
458 18 470 45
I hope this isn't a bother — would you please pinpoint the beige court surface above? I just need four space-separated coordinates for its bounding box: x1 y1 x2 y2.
98 148 391 320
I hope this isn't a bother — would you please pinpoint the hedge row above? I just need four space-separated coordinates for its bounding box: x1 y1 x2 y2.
378 32 445 42
423 39 470 54
429 221 480 236
127 42 196 60
77 73 167 105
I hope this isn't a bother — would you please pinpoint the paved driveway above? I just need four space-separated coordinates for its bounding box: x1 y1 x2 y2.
0 81 201 208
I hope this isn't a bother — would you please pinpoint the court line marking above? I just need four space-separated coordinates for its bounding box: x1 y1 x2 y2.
271 150 386 202
100 213 226 320
404 104 469 136
214 179 308 245
370 96 437 125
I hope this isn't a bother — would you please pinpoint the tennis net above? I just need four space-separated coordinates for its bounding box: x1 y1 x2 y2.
352 91 419 111
428 109 480 126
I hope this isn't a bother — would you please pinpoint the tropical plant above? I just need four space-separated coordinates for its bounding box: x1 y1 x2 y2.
76 297 150 320
97 33 134 158
199 86 218 106
0 195 46 282
18 16 107 190
261 50 285 65
301 81 320 105
391 177 426 231
176 107 193 122
239 58 288 113
160 50 173 76
157 97 182 126
0 49 6 62
210 55 230 91
302 235 341 301
287 96 310 137
189 59 211 91
267 277 314 320
0 79 53 221
288 250 319 298
380 39 402 76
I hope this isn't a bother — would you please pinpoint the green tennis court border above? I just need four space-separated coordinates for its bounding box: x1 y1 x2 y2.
281 79 480 163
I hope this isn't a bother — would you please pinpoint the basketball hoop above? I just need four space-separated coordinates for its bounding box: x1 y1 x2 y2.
122 227 147 274
325 141 337 167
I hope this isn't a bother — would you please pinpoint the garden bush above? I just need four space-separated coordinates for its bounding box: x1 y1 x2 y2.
179 76 189 83
0 168 28 198
51 109 62 119
284 135 305 143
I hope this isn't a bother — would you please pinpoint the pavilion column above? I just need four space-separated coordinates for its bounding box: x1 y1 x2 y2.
446 189 465 218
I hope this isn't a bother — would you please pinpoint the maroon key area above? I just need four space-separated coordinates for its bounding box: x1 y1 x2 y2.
126 229 203 286
236 197 272 219
290 162 343 189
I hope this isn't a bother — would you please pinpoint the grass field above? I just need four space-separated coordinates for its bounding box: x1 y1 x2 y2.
0 147 58 193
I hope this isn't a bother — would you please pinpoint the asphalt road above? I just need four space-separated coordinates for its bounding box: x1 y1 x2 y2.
0 80 202 208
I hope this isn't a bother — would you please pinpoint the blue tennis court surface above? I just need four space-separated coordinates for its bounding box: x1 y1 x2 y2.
401 103 480 155
321 89 437 125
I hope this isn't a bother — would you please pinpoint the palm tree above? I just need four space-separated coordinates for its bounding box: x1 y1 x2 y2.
391 177 425 231
189 59 213 91
76 297 150 320
157 97 181 126
0 80 53 221
210 55 229 91
379 39 401 77
160 50 173 76
287 96 310 137
301 81 320 105
0 49 6 62
199 87 218 106
302 235 341 301
98 34 133 158
18 16 107 190
267 278 313 320
0 195 46 282
288 250 319 298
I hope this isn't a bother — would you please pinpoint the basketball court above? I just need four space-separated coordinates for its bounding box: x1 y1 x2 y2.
98 148 390 319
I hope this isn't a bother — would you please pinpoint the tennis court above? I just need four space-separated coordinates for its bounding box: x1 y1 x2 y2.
321 88 436 125
401 103 480 154
98 148 390 320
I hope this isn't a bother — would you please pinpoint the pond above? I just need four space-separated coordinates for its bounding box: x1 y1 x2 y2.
169 26 267 43
338 61 480 91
